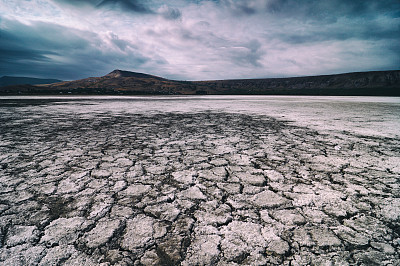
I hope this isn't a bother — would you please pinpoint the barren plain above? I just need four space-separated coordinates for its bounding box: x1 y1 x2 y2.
0 96 399 265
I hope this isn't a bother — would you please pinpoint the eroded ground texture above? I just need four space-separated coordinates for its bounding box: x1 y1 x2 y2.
0 100 400 265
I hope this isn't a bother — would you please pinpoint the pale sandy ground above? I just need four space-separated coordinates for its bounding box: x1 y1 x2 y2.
0 97 399 265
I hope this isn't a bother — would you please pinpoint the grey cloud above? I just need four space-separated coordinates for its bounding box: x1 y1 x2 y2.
256 0 400 58
52 0 154 13
228 2 256 15
143 23 266 70
213 0 400 21
179 0 258 16
1 0 399 81
97 0 153 13
160 6 182 20
230 39 264 67
217 0 259 16
52 0 99 6
0 19 150 80
274 23 400 45
265 0 400 21
185 0 399 75
108 32 134 51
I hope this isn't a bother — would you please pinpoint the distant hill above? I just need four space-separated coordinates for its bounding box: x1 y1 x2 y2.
43 69 179 94
195 70 400 96
1 70 399 96
0 76 62 87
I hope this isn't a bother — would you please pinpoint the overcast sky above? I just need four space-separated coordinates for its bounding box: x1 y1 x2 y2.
0 0 399 80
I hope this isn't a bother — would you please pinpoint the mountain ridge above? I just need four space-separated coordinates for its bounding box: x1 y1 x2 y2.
1 69 399 96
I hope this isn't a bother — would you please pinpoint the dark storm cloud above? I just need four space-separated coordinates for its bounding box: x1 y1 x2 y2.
0 29 52 63
0 18 150 79
0 20 90 76
52 0 154 13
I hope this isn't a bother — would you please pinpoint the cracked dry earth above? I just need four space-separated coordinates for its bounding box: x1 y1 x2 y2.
0 100 400 265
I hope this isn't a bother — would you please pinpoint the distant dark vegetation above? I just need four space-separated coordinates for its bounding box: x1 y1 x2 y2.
1 70 399 96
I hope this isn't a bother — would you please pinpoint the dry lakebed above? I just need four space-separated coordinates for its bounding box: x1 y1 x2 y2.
0 96 399 265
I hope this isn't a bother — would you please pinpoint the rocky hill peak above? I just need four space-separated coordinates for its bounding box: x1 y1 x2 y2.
105 69 163 79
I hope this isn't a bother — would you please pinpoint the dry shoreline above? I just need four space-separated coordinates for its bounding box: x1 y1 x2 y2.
0 101 399 265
